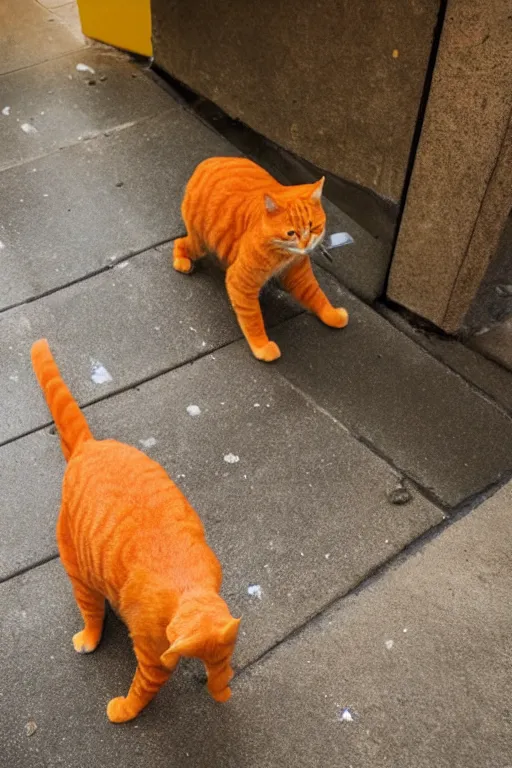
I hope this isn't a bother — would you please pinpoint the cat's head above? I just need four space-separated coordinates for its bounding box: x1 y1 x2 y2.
160 593 241 702
263 177 326 255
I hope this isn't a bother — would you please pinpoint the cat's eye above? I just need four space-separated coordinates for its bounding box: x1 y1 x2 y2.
287 230 296 237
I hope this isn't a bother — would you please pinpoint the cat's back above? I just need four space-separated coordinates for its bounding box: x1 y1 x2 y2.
63 438 201 532
187 157 279 200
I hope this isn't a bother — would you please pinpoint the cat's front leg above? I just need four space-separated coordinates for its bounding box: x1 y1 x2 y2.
225 263 281 362
281 257 349 329
205 660 234 703
107 644 176 723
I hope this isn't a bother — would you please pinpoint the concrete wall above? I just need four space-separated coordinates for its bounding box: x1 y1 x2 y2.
387 0 512 333
151 0 440 204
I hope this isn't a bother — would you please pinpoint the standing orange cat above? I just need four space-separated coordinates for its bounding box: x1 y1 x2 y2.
174 157 349 361
31 339 240 723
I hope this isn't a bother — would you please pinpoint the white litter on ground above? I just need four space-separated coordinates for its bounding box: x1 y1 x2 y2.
76 63 95 73
247 584 262 599
139 437 157 449
2 106 10 116
186 405 201 417
0 241 5 250
327 232 354 249
21 123 37 134
224 453 240 464
90 361 113 384
385 639 394 650
338 708 354 722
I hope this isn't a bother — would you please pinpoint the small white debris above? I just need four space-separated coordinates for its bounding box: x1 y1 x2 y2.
154 325 160 331
9 374 19 382
325 553 331 560
327 232 354 249
186 404 201 417
2 106 10 116
43 194 48 198
139 437 157 449
21 123 37 135
116 261 128 269
385 639 394 650
403 628 408 634
254 403 260 407
248 584 262 600
338 708 354 723
201 340 207 347
90 361 113 385
0 241 5 250
189 326 197 333
223 453 240 464
300 551 304 557
25 721 38 737
76 63 95 74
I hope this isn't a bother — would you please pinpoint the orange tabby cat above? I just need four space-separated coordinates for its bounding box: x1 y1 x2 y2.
174 157 349 361
31 339 240 723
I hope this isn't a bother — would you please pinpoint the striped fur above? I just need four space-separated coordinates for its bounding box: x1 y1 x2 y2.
31 340 240 723
174 158 349 361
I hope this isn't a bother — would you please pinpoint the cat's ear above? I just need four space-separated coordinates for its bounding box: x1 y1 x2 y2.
220 617 241 645
160 634 197 666
311 177 325 201
264 194 279 213
168 636 197 655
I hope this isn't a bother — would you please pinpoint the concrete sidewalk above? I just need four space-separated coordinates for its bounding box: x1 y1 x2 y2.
1 2 512 766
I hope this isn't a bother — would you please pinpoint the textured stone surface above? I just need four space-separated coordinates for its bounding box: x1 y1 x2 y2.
0 246 298 444
388 0 512 331
0 341 443 592
152 0 440 201
0 49 170 171
0 108 236 311
0 0 84 75
271 277 512 507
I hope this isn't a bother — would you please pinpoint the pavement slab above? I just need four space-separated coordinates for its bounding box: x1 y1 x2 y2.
0 341 443 605
271 281 512 508
469 315 512 373
1 464 507 768
227 480 512 768
0 245 299 444
0 107 237 311
378 303 512 416
0 0 84 75
0 49 171 171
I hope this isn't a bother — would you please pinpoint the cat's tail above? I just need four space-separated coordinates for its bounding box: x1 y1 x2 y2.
31 339 93 461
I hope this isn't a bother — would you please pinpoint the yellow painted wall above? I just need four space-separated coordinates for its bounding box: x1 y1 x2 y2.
76 0 152 57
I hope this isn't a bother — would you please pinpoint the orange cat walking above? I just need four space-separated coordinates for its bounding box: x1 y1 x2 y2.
31 339 240 723
174 157 349 361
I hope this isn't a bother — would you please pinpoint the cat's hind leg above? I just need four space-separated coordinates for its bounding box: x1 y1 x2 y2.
173 231 205 274
69 578 105 653
57 511 105 653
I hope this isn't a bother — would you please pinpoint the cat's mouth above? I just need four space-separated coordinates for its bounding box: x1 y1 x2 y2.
274 230 325 256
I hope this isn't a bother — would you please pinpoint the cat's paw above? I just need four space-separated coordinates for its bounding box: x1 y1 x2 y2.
210 686 232 703
320 306 349 329
72 629 101 654
251 341 281 362
173 255 194 274
107 696 139 724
